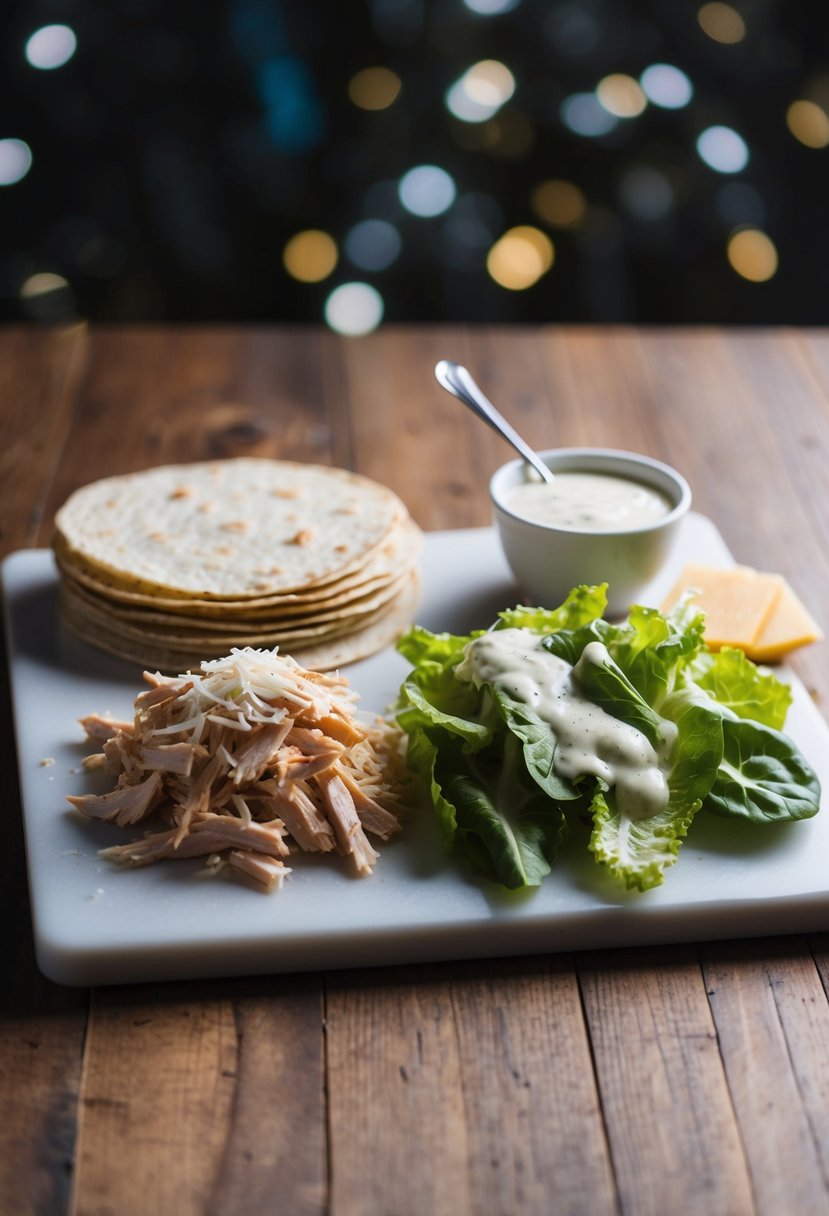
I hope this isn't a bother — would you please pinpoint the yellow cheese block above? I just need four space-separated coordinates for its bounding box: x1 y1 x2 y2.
750 579 824 662
661 563 781 651
660 562 823 661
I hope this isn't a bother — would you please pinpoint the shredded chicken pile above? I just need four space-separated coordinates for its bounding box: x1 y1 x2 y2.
68 647 405 891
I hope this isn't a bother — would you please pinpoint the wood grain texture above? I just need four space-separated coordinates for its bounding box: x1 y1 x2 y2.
0 324 86 555
326 958 617 1216
0 325 88 1216
207 977 326 1216
2 327 829 1216
337 326 498 531
68 978 324 1216
39 325 351 534
70 986 239 1216
578 945 755 1216
702 938 829 1216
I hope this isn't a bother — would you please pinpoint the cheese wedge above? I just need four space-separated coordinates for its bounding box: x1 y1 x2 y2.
660 562 823 662
749 579 823 662
661 563 781 652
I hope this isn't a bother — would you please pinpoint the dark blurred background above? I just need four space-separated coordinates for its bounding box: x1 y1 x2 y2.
3 0 829 333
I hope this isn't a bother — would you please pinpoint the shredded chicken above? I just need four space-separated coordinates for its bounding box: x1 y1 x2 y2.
69 646 406 891
79 713 135 740
315 769 379 875
68 771 164 828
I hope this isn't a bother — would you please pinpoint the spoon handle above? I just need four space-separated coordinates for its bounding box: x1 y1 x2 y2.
434 360 554 484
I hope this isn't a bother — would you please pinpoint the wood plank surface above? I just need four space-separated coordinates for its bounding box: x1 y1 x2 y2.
38 325 350 529
69 977 325 1216
578 945 754 1216
2 326 829 1216
0 324 87 551
0 326 89 1216
326 958 617 1216
702 938 829 1216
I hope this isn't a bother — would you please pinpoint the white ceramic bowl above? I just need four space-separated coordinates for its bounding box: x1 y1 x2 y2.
490 447 692 616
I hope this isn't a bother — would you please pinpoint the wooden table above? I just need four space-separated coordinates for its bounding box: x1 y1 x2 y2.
3 325 829 1216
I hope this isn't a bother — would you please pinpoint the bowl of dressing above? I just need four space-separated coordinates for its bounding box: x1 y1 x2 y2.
490 447 692 616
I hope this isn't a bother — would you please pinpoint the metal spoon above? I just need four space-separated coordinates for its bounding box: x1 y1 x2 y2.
434 360 555 484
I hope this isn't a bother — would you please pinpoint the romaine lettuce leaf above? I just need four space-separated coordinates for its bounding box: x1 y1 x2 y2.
588 789 698 891
397 670 491 750
605 602 707 707
404 726 460 844
686 646 792 730
396 623 477 668
441 750 566 889
705 716 820 823
496 584 608 634
570 641 668 751
488 684 583 802
539 618 611 666
396 624 497 750
406 724 567 887
588 696 723 888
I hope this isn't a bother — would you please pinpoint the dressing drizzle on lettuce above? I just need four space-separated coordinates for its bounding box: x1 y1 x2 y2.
395 585 820 892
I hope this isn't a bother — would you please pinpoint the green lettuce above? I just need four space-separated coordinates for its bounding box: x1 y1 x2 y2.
395 585 820 894
589 697 723 889
705 716 820 823
686 646 792 729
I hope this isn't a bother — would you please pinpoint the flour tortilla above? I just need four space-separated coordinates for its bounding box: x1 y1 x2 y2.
60 571 421 674
54 458 422 671
53 515 422 618
54 459 409 599
59 568 414 646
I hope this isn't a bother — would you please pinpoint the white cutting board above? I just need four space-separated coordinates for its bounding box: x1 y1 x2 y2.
4 515 829 987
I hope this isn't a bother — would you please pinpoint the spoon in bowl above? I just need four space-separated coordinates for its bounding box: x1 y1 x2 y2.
434 360 555 484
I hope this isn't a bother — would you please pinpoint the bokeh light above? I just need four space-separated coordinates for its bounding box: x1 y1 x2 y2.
463 0 520 12
324 282 384 335
596 74 647 119
259 57 324 155
19 272 75 320
531 179 587 228
347 67 401 111
487 226 554 290
0 139 32 186
696 125 749 173
398 165 456 216
640 64 693 109
20 271 69 298
0 0 822 327
283 230 338 282
697 3 746 44
344 219 401 271
560 93 617 137
24 24 77 70
787 100 829 149
446 60 515 123
727 229 778 282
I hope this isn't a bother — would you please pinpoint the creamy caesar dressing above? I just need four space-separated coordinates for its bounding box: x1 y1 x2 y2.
455 629 676 819
506 471 672 532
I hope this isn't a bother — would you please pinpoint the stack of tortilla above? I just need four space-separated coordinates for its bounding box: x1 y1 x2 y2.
53 459 422 672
